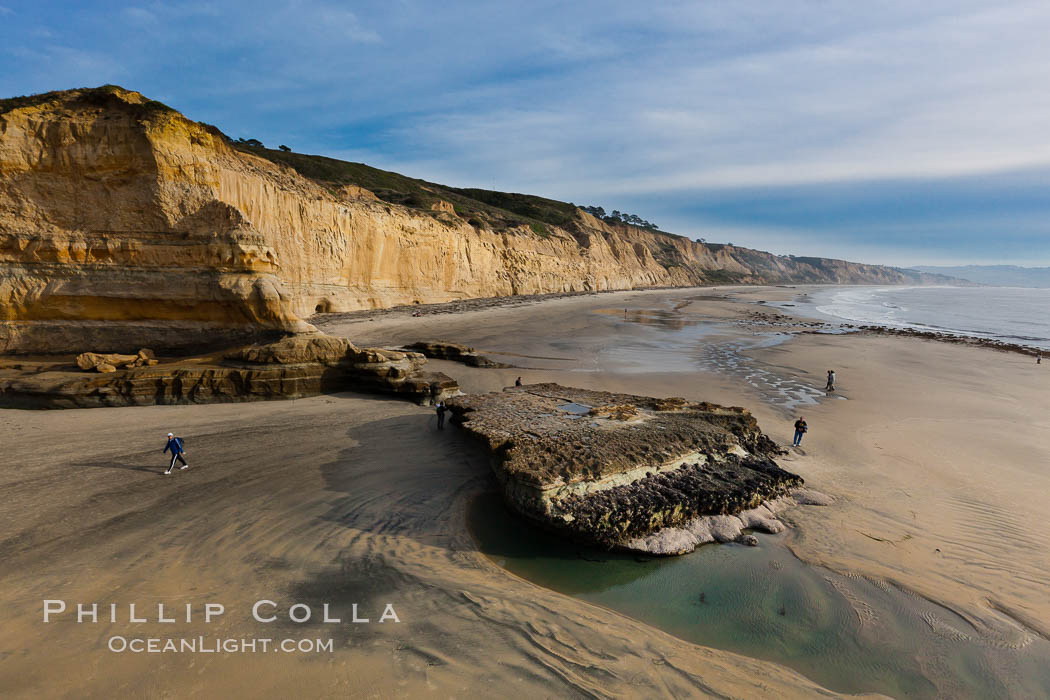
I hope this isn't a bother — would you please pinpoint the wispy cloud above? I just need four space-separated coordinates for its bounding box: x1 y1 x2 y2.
121 7 157 24
0 0 1048 264
311 5 381 43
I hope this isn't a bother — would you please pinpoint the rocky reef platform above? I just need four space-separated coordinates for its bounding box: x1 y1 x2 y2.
0 335 458 409
447 383 805 553
850 325 1046 358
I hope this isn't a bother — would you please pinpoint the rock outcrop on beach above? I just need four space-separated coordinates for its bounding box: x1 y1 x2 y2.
849 325 1046 357
76 348 158 371
1 86 957 355
0 335 458 409
401 341 509 368
447 383 803 552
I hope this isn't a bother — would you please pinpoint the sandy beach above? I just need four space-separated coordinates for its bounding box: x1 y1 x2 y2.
2 286 1048 698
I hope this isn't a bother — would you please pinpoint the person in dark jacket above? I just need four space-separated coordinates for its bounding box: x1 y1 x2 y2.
514 377 523 387
792 418 808 447
435 402 447 429
825 370 836 391
163 432 188 475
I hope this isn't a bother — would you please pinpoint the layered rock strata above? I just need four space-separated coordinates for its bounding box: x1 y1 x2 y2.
446 383 802 551
401 341 509 368
2 86 955 354
627 488 832 555
0 335 458 409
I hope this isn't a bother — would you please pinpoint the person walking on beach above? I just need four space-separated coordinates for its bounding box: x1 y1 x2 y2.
792 417 808 447
515 376 523 387
162 432 188 475
825 370 836 392
435 402 447 430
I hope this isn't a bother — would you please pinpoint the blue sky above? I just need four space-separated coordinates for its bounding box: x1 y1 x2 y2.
3 1 1050 266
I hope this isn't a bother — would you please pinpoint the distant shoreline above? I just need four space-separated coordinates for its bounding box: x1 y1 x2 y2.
307 282 948 327
313 283 1048 360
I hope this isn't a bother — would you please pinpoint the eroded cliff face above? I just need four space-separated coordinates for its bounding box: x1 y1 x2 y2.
0 89 311 352
0 87 945 354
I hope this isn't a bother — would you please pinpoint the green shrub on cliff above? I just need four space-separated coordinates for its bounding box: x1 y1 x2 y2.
0 85 174 120
237 144 578 239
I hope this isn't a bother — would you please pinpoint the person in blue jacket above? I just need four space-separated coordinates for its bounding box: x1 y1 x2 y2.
163 432 188 475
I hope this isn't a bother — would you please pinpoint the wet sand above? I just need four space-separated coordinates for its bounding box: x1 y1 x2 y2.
2 285 1047 697
750 331 1050 642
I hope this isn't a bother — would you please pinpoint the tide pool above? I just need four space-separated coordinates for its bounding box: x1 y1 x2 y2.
470 495 1050 699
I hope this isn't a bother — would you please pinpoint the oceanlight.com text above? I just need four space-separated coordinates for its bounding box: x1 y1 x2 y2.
107 636 335 654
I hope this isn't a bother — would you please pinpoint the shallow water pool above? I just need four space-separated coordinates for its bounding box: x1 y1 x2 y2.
469 495 1050 699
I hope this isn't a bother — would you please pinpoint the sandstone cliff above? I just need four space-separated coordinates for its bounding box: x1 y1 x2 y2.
1 86 951 354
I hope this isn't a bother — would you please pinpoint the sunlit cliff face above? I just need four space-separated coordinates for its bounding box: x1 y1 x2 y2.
0 87 949 354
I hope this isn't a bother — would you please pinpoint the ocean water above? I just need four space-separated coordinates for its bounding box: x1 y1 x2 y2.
793 286 1050 350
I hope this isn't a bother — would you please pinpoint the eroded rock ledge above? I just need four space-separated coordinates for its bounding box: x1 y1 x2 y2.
401 341 509 368
0 335 458 409
447 383 803 553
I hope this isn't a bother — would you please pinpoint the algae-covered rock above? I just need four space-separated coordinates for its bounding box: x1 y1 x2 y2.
447 383 802 551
